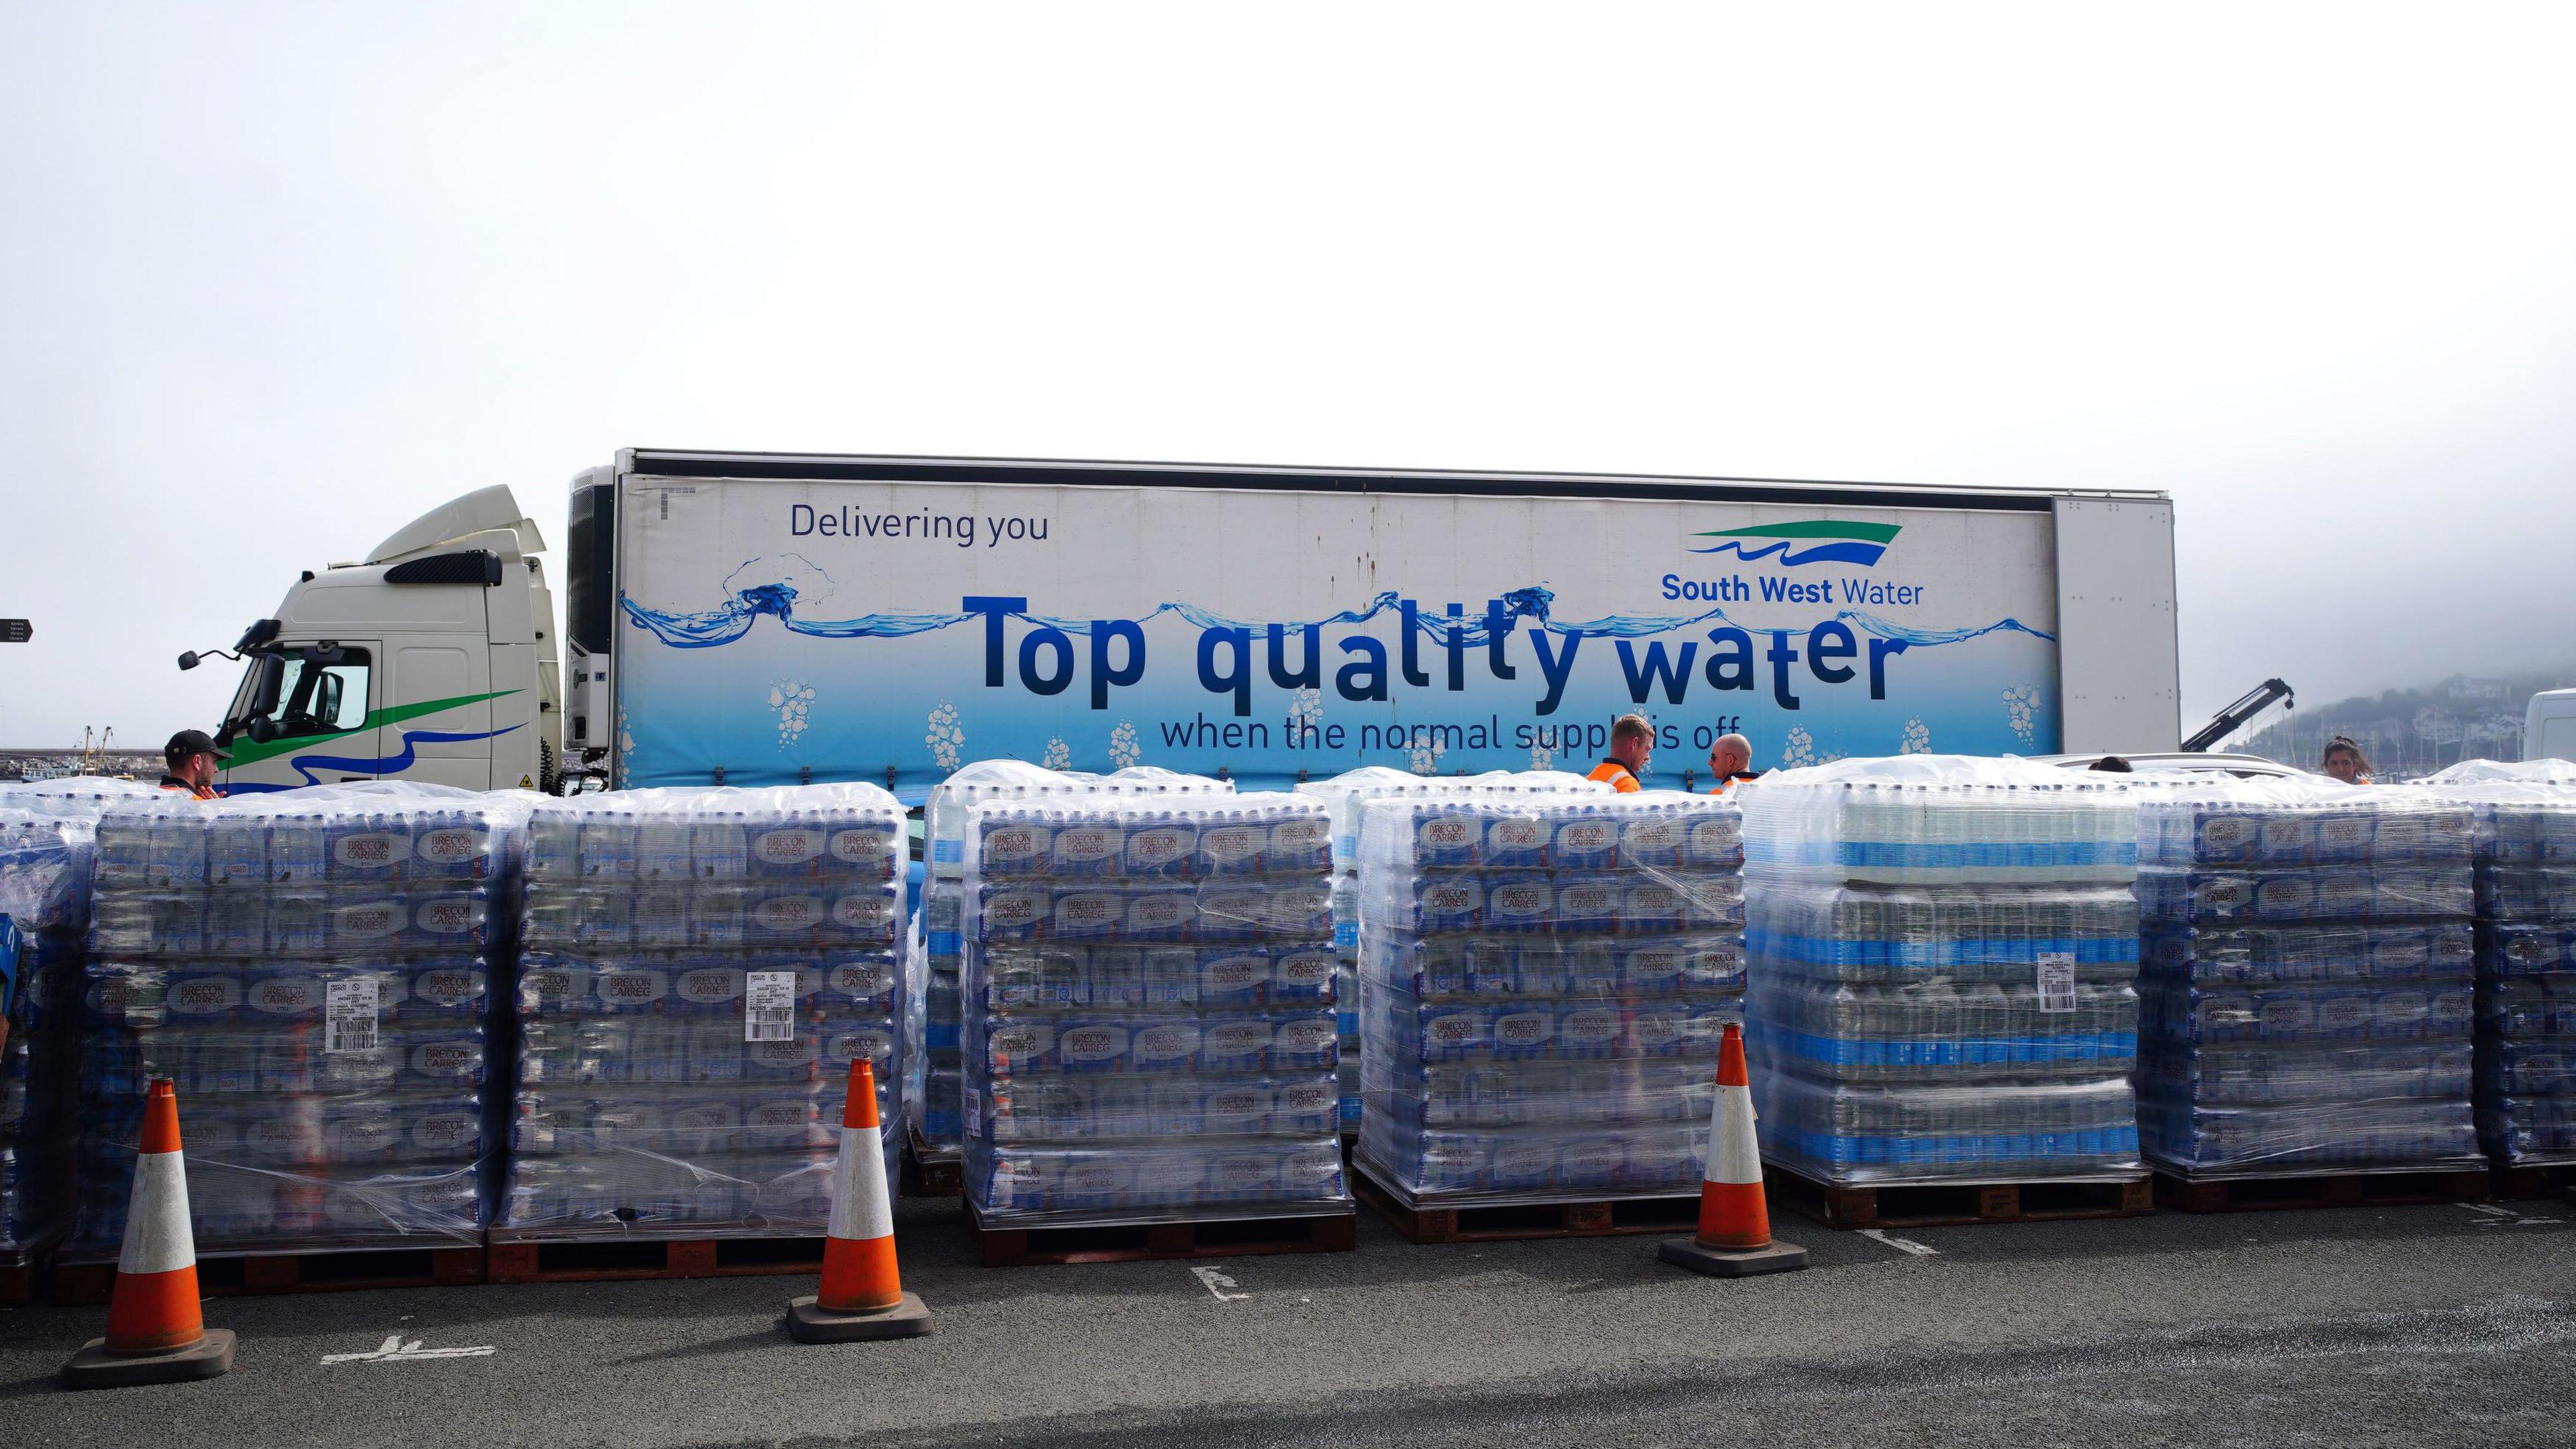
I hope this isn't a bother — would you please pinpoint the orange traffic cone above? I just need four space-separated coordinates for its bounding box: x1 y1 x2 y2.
1659 1022 1808 1277
62 1079 238 1387
786 1059 930 1342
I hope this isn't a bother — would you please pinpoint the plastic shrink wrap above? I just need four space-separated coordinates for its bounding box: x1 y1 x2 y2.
912 765 1233 1165
961 789 1350 1226
1739 756 2145 1185
1296 768 1608 1132
2135 775 2481 1177
503 784 906 1236
2402 761 2576 1168
0 780 154 1259
1354 791 1747 1206
72 783 525 1254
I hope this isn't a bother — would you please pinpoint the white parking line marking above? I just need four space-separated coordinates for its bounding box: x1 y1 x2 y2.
2458 1202 2563 1227
1858 1228 1939 1256
323 1334 498 1364
1190 1266 1250 1301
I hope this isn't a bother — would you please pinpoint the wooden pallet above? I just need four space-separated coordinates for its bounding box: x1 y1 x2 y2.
2155 1167 2491 1214
1354 1169 1701 1244
50 1244 486 1306
2491 1162 2576 1202
904 1129 963 1198
967 1200 1356 1267
0 1251 43 1305
485 1232 829 1284
0 1226 63 1304
1766 1166 2153 1229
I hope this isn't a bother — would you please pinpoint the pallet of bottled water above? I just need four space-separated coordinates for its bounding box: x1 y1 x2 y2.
0 780 153 1266
501 784 908 1236
1742 757 2139 886
928 763 1236 878
1295 767 1609 1134
912 765 1234 1167
1739 756 2145 1186
2135 782 2483 1178
69 785 524 1256
1352 792 1748 1207
2406 765 2576 1169
1295 766 1609 877
960 790 1352 1226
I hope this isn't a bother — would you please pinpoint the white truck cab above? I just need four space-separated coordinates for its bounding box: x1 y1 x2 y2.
189 486 562 794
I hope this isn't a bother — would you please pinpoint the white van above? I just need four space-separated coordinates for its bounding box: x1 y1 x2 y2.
2528 690 2576 764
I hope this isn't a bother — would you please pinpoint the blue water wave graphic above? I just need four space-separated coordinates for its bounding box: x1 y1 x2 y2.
1686 538 1890 567
283 724 523 786
619 559 2053 650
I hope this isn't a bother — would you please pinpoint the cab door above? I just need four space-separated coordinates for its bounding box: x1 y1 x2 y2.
388 637 495 788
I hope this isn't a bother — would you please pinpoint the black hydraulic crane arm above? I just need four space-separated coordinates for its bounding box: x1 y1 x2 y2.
2184 678 2296 753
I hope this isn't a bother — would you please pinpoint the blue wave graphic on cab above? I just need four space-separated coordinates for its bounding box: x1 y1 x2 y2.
1686 521 1901 568
224 724 523 792
619 564 2041 651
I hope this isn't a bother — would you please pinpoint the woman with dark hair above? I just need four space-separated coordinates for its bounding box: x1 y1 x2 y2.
2320 736 2372 785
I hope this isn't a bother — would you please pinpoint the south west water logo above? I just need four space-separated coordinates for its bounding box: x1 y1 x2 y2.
1686 521 1900 567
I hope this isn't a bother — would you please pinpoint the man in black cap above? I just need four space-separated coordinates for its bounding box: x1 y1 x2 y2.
160 729 228 800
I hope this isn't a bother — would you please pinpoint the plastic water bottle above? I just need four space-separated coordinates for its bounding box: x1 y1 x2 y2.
749 812 828 879
527 810 580 879
146 807 209 888
692 812 748 879
207 816 266 888
204 891 266 957
268 810 328 885
329 810 411 884
409 808 490 880
637 815 694 880
579 812 637 881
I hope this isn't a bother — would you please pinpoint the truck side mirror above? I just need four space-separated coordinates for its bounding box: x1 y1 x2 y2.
246 716 279 744
178 651 201 672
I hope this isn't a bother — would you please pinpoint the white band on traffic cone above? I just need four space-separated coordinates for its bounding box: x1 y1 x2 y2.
117 1150 196 1277
1707 1083 1762 1187
826 1125 894 1243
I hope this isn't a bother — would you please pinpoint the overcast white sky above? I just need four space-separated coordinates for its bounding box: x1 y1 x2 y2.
3 3 2571 749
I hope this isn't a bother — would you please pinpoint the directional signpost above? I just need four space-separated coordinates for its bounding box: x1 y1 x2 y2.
0 620 28 643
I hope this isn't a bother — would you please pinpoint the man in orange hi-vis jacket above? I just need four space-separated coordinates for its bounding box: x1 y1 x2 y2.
1587 714 1653 793
1707 733 1755 794
157 730 226 800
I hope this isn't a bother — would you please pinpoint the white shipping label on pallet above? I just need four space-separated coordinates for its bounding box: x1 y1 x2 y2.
325 977 380 1053
745 969 797 1042
2036 953 2077 1014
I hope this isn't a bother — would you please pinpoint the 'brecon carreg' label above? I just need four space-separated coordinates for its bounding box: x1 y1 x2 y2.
1201 824 1271 871
1125 824 1195 875
1051 825 1124 873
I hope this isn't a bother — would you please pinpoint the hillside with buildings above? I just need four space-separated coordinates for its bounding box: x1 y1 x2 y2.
2231 669 2574 779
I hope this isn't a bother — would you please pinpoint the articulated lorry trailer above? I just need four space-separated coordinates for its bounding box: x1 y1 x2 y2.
199 451 2182 798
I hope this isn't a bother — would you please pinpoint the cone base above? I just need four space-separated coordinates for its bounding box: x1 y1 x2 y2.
1658 1236 1810 1278
785 1293 931 1343
62 1329 235 1390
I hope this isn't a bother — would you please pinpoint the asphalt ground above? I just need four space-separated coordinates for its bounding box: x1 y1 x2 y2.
3 1191 2573 1448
